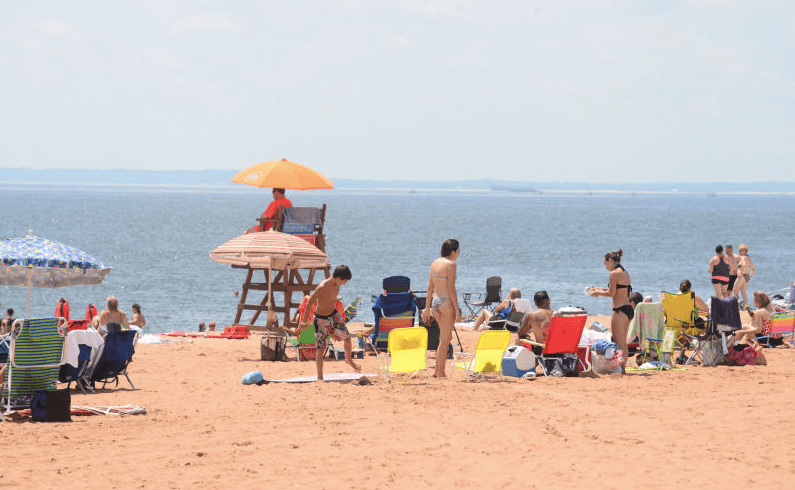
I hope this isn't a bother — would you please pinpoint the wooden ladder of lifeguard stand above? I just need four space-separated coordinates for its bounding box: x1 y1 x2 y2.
238 203 329 330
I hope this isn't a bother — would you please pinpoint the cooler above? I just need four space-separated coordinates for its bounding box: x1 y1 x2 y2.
501 345 536 378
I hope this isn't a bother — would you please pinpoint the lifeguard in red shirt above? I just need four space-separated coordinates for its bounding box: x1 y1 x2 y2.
248 188 292 233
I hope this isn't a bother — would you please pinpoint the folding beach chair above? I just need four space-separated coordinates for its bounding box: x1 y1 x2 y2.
488 298 532 332
661 291 706 360
756 311 795 348
377 327 430 384
59 328 104 393
279 205 327 251
90 329 137 390
452 330 511 382
369 291 416 354
522 315 588 376
2 317 68 415
629 302 666 363
463 276 502 319
684 296 742 366
639 327 679 367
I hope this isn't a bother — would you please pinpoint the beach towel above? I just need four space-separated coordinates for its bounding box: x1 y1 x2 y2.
628 303 665 350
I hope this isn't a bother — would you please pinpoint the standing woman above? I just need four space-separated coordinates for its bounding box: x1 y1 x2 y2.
422 239 461 378
734 244 756 308
588 249 632 374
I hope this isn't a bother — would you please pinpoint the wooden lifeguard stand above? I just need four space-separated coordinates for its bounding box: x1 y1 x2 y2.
209 232 331 331
233 262 330 330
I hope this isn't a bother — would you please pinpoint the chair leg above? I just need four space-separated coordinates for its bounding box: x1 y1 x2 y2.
124 371 136 390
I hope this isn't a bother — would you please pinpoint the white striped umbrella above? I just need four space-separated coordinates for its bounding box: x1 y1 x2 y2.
209 231 329 270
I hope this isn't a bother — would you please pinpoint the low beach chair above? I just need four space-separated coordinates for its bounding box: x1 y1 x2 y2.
522 315 588 376
488 298 532 332
463 276 502 319
628 302 666 361
452 329 511 382
59 328 104 393
369 290 417 354
377 327 430 384
90 329 137 390
2 317 68 415
756 311 795 348
639 327 678 367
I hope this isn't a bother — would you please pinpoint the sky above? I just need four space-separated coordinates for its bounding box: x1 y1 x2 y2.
1 1 793 183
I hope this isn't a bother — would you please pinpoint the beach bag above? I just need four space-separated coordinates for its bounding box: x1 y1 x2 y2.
727 345 757 366
261 334 286 361
545 354 579 377
31 389 71 422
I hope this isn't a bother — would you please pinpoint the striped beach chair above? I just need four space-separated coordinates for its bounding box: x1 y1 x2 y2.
757 311 795 347
2 317 68 415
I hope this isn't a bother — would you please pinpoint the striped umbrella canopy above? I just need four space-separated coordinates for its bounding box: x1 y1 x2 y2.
0 232 112 316
209 231 329 270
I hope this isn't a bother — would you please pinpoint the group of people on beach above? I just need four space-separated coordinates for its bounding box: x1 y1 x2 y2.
292 237 771 381
709 244 756 307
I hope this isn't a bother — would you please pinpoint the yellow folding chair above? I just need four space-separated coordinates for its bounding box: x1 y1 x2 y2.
377 327 429 384
452 330 511 382
661 292 706 355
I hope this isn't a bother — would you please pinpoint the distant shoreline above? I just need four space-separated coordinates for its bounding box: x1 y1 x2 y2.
4 181 795 196
1 167 794 193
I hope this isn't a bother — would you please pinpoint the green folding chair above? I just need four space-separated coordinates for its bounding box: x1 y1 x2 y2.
2 318 67 416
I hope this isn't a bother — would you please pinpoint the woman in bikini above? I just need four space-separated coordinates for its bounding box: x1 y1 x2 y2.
733 244 756 308
422 239 461 378
588 249 632 373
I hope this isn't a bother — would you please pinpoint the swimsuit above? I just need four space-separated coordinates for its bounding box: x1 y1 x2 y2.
431 297 449 313
743 273 751 282
711 256 730 285
313 310 349 348
611 265 634 320
728 275 737 291
613 304 635 321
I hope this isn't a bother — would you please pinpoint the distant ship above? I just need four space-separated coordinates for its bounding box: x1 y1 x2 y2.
491 185 537 193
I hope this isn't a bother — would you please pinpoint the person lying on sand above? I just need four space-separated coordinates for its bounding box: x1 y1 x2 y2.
300 265 360 380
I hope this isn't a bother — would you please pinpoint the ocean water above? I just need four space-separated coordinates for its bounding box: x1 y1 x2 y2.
2 184 793 333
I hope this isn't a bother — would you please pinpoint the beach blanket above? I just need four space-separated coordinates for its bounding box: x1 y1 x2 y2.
628 303 665 350
242 371 376 384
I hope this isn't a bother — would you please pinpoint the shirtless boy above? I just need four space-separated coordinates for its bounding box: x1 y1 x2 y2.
516 291 556 350
725 244 739 295
300 265 360 381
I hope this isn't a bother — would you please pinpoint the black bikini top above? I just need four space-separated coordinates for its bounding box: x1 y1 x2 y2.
611 265 632 293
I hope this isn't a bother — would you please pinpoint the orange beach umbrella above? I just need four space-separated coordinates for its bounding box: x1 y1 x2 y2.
232 158 334 191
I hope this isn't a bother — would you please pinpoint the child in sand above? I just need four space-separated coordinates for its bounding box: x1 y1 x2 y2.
300 265 360 381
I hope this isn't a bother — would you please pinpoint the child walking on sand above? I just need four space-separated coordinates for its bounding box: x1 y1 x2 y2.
300 265 361 381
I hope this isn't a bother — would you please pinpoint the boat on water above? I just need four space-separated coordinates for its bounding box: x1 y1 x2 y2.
491 185 537 193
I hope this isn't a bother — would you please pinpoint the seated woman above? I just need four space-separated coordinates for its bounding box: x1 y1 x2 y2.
129 303 146 330
91 296 129 335
678 279 709 312
468 288 522 331
734 291 774 346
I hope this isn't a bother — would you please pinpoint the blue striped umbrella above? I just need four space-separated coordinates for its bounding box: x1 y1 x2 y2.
0 231 111 316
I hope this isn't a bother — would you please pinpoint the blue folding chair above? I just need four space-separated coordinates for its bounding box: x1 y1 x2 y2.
90 330 137 390
369 289 417 354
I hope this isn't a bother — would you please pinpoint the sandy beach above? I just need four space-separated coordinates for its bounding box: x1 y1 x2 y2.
3 314 795 490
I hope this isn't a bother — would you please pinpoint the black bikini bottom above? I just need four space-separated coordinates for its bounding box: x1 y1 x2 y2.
613 304 635 321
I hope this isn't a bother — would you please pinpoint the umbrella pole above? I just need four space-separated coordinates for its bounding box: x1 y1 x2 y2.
26 276 32 317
